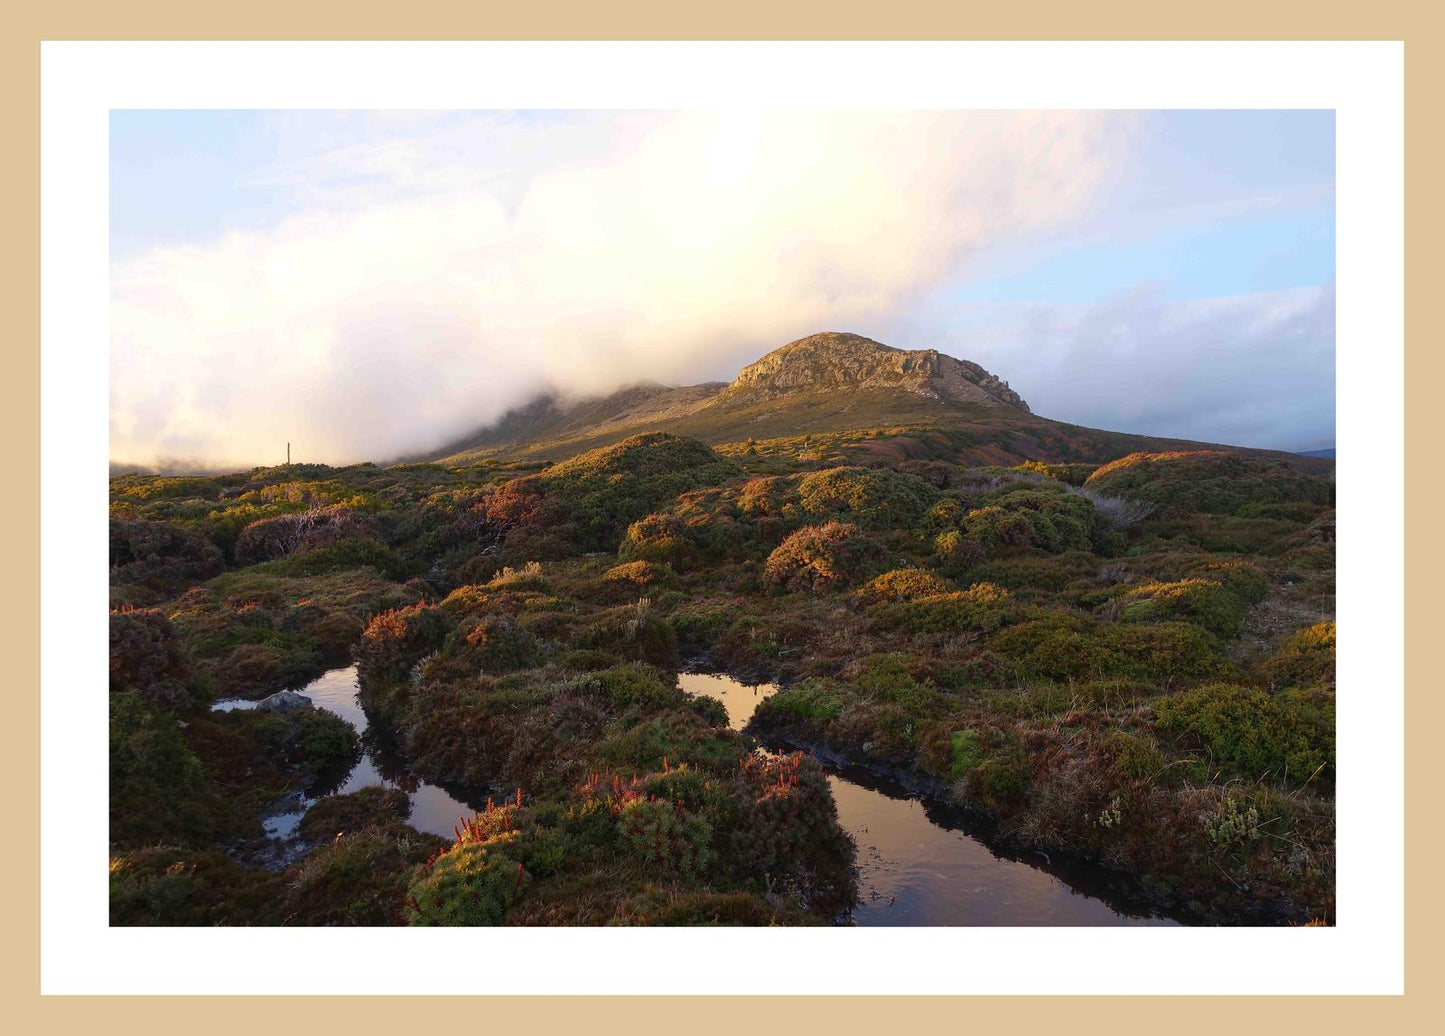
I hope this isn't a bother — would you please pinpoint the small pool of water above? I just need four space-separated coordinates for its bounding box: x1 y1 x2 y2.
220 666 1180 923
681 669 1179 926
214 666 485 844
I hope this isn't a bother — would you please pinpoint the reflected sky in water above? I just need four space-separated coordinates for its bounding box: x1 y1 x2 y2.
218 666 1178 924
214 666 483 840
680 669 1177 926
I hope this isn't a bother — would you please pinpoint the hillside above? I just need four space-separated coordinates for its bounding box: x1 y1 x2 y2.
428 331 1327 472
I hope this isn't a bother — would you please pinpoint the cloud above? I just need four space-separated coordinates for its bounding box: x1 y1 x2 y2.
884 281 1336 451
110 110 1133 467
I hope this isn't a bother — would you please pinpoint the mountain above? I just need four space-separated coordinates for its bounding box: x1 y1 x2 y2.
715 331 1028 410
426 331 1327 471
1297 448 1336 459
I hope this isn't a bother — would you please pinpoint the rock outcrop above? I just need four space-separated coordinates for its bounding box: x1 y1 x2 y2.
716 332 1029 411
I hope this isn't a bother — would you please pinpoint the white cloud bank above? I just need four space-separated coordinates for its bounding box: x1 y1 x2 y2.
111 110 1134 467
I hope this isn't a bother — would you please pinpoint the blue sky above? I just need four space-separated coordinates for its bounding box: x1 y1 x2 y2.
110 110 1335 465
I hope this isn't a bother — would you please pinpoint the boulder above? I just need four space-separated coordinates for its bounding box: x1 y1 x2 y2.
256 690 313 713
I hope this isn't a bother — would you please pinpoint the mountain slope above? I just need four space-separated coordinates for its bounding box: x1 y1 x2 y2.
426 331 1325 471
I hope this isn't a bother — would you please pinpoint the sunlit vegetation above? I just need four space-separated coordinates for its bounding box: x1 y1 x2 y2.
1084 450 1333 517
110 425 1334 925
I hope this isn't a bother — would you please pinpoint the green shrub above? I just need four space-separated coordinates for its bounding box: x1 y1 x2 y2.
1155 683 1333 785
252 537 401 579
110 849 284 926
755 680 857 723
597 710 744 773
1183 559 1270 604
1107 622 1233 682
670 603 738 648
109 691 209 848
487 433 740 553
298 787 413 842
581 665 688 713
110 519 224 593
855 655 943 713
577 599 679 668
726 752 857 914
854 568 951 605
793 466 938 529
948 727 1030 808
933 527 985 575
962 488 1095 554
990 617 1230 682
452 614 539 672
919 497 966 535
406 839 528 926
250 707 360 781
618 798 715 878
603 560 675 588
1013 460 1098 486
288 824 445 925
1116 578 1250 638
487 560 552 591
1258 621 1336 690
234 505 380 566
1085 450 1332 517
1096 729 1169 781
868 582 1015 634
618 514 703 569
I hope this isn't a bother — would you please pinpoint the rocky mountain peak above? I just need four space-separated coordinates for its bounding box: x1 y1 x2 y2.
719 332 1029 411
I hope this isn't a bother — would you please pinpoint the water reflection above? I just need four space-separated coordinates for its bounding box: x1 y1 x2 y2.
213 666 487 842
681 667 1179 927
678 670 776 731
220 665 1181 923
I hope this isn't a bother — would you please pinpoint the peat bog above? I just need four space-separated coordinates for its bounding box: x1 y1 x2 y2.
109 338 1336 927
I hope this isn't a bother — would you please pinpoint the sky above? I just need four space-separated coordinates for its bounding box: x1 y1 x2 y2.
110 109 1335 467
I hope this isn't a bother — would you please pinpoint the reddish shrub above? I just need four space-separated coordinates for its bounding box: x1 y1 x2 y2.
763 522 884 593
355 603 450 688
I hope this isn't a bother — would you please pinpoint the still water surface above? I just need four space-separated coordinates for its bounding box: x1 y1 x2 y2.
219 666 1178 924
214 666 482 841
678 670 1178 926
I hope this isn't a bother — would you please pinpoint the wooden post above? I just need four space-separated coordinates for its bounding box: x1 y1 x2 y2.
287 442 291 465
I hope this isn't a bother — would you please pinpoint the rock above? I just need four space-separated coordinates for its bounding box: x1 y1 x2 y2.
256 690 313 713
717 332 1030 412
